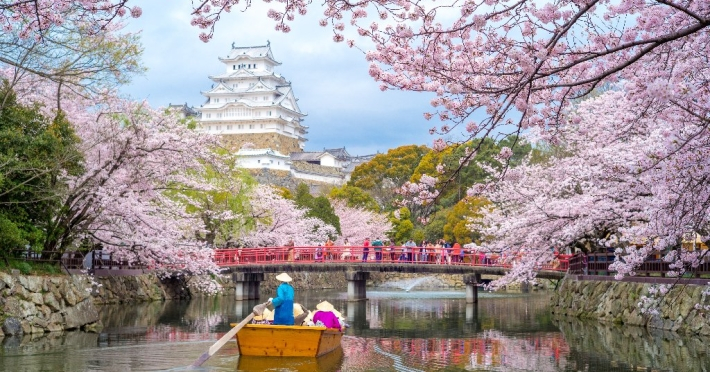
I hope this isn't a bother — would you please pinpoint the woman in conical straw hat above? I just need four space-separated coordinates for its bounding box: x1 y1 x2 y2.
312 300 342 330
269 273 295 325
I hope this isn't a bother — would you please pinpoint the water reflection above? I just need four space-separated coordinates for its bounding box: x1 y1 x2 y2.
0 289 708 371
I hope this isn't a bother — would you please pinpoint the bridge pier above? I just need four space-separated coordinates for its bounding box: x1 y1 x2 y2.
463 273 481 303
233 272 264 300
346 271 369 301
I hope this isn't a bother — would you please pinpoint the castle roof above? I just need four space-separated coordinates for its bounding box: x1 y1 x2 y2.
219 42 281 65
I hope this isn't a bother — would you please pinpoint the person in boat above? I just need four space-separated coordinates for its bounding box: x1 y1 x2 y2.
312 301 343 331
269 272 295 325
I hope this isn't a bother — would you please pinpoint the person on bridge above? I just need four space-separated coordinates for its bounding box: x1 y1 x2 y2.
362 237 370 262
269 273 295 325
285 239 295 262
372 237 384 261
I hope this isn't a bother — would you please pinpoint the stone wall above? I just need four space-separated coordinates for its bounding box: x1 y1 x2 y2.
222 132 301 154
0 272 193 337
0 271 100 337
93 275 189 304
551 278 710 336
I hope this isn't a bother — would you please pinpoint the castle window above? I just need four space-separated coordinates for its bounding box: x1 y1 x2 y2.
260 124 264 129
249 124 254 129
268 111 272 116
227 125 232 130
257 160 260 163
207 126 211 130
233 65 236 70
238 125 243 129
254 64 257 69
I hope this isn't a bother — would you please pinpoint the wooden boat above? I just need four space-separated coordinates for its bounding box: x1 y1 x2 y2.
230 323 343 357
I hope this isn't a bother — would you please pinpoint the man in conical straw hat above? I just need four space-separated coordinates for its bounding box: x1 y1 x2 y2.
312 300 342 330
269 273 295 325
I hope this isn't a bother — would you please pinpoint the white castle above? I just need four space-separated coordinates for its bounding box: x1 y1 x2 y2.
183 42 374 185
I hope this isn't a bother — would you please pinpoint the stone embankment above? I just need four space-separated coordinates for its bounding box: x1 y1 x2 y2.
551 278 710 336
0 271 100 337
0 271 189 337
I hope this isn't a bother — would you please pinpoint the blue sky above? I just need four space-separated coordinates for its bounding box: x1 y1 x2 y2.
120 2 440 156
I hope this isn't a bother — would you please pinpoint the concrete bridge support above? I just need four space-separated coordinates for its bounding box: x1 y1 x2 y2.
463 273 481 304
233 272 264 300
346 271 369 301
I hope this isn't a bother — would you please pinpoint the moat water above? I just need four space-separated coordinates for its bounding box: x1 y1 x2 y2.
1 288 708 371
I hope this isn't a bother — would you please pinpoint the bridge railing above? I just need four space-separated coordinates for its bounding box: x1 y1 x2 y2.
212 246 572 272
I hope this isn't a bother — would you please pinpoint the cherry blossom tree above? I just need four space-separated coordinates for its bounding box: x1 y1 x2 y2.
240 185 338 247
476 89 710 289
332 200 391 246
8 72 223 278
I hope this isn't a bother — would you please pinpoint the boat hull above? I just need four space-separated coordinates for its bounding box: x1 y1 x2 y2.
232 324 343 357
237 346 344 371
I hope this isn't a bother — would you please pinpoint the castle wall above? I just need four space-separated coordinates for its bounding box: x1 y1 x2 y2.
221 132 302 153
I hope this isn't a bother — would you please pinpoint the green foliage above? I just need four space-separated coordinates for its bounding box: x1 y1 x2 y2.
11 261 32 275
0 83 83 256
167 157 256 247
388 207 414 243
294 183 314 207
328 185 380 211
293 183 341 237
349 145 430 209
443 197 490 245
308 196 341 235
422 209 449 242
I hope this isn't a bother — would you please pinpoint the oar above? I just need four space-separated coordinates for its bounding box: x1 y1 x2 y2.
191 300 270 367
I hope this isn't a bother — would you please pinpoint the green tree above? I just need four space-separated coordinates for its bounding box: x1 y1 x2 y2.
293 183 341 237
442 197 490 245
329 185 380 211
388 207 414 243
168 155 256 247
349 145 429 209
422 208 449 243
0 84 83 255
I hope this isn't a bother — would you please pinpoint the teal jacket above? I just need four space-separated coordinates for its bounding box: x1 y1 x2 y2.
272 282 295 325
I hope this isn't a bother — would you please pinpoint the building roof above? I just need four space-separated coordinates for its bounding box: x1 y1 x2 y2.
323 147 351 160
289 152 324 162
219 41 280 65
167 103 199 117
237 148 290 158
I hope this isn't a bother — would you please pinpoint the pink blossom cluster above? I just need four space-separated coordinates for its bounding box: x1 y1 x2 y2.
240 185 338 246
0 0 139 40
331 200 392 246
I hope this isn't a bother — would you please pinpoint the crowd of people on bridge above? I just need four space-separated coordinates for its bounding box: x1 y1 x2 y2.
295 237 493 265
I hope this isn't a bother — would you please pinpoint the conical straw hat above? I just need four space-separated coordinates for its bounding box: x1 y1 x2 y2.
316 300 335 312
275 272 293 282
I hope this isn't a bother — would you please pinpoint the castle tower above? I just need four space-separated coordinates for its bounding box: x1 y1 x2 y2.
198 42 308 154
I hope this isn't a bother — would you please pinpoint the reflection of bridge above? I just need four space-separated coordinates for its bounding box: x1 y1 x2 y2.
215 246 569 302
